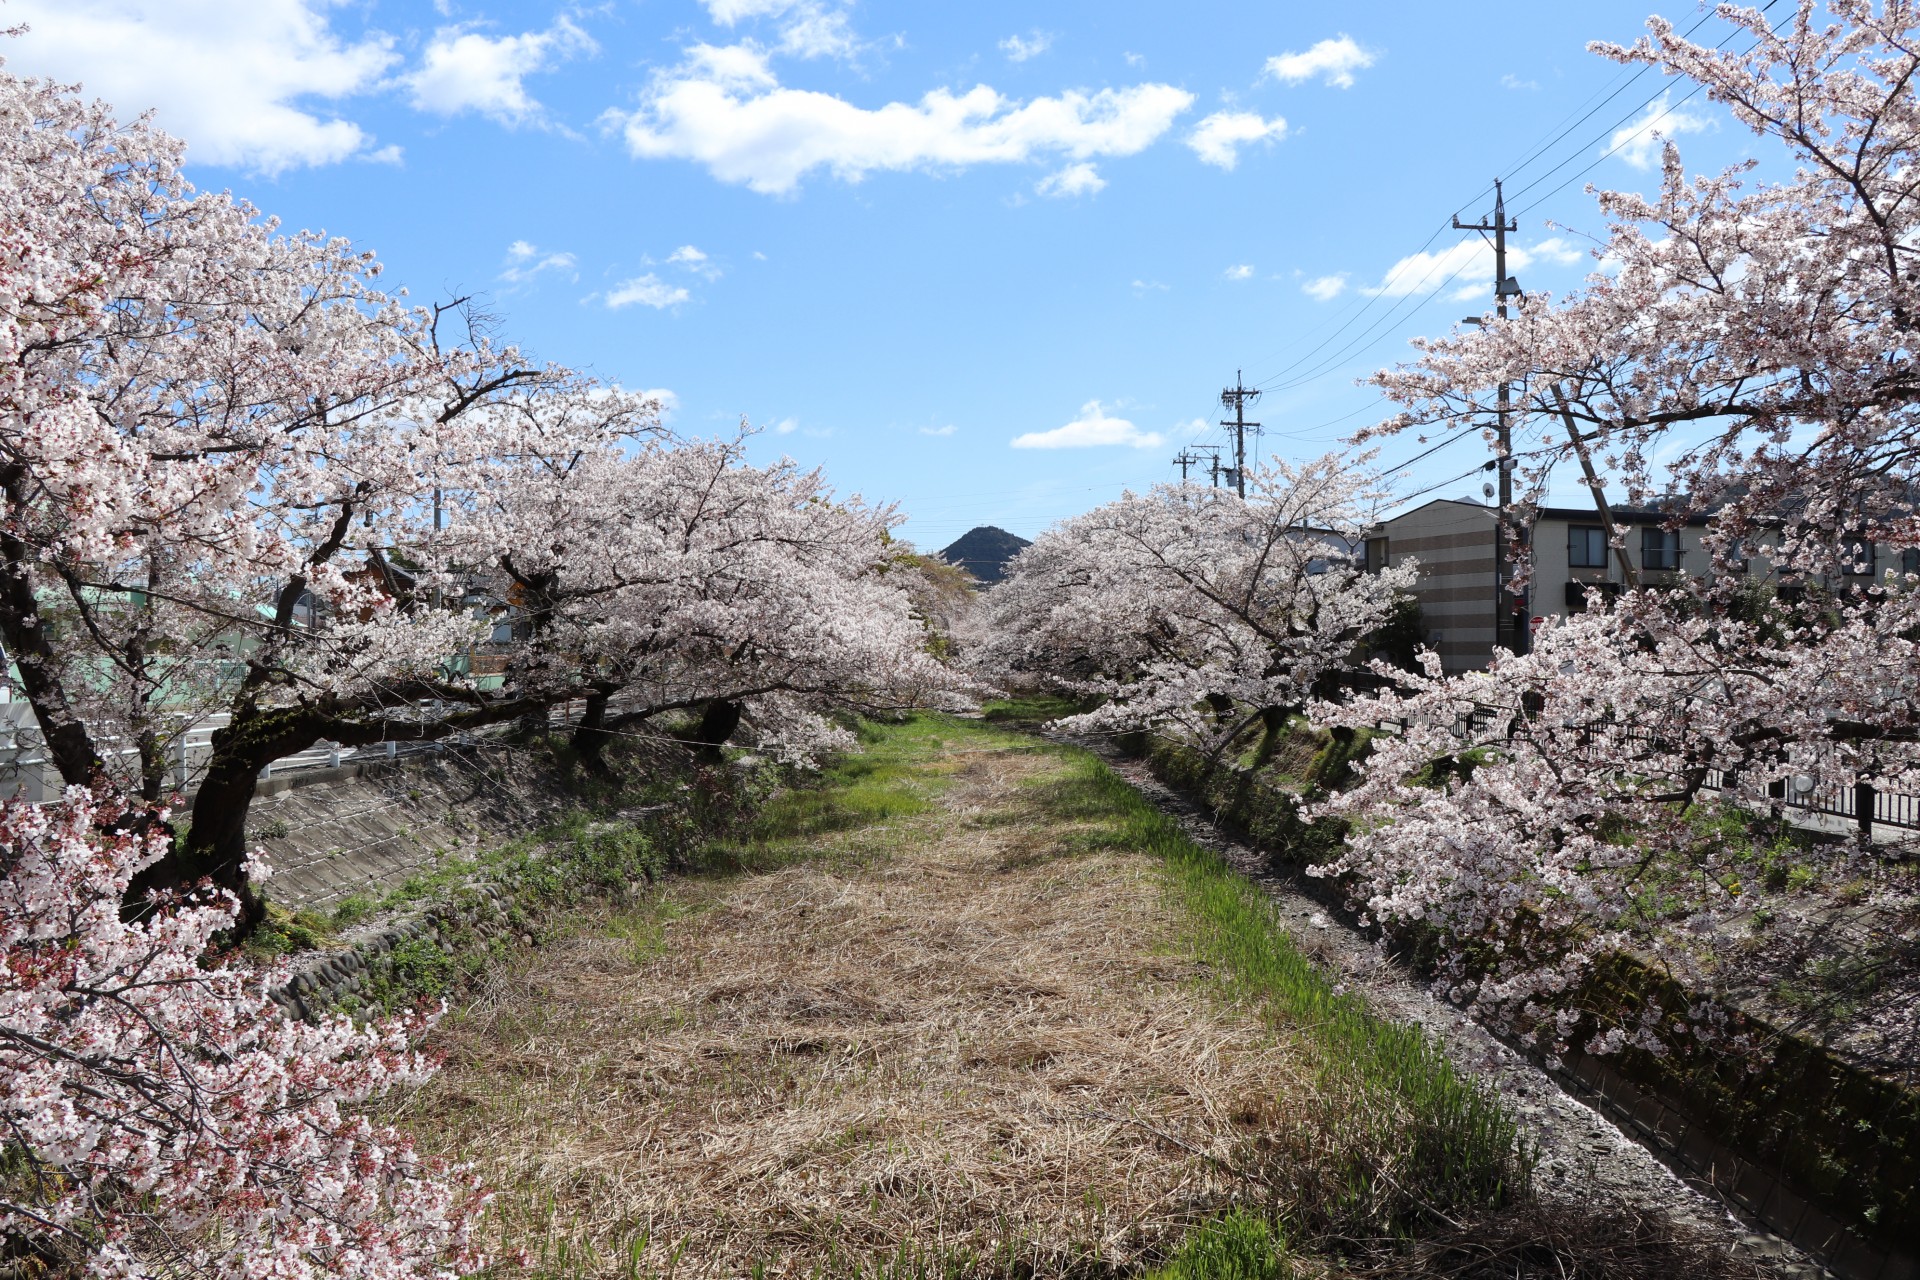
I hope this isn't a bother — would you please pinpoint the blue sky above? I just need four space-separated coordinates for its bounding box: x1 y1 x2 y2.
6 0 1772 549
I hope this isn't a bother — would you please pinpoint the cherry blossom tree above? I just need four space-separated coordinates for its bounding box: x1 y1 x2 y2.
0 46 969 1280
447 433 978 773
1322 1 1920 1053
0 788 487 1278
1311 589 1920 1054
0 59 664 921
980 455 1415 754
1367 1 1920 578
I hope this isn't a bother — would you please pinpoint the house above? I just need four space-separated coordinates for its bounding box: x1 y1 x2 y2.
1364 498 1714 673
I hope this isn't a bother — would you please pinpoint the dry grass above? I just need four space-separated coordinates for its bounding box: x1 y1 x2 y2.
397 731 1321 1277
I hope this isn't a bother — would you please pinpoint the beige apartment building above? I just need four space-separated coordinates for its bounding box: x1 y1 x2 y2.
1363 498 1714 673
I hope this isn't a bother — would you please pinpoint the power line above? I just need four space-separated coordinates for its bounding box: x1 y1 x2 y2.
1390 461 1496 506
1379 426 1480 474
1235 6 1775 417
1494 4 1725 191
1509 0 1785 213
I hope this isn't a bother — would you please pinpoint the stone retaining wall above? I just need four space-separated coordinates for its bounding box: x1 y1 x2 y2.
247 742 574 910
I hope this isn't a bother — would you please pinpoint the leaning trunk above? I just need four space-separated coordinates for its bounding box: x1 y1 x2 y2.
0 516 103 787
128 706 315 933
138 745 265 928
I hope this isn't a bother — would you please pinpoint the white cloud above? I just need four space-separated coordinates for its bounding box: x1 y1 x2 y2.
1263 35 1375 89
605 275 692 310
1012 400 1165 450
1123 51 1146 68
1000 31 1052 62
500 240 578 285
1608 91 1714 169
405 17 595 124
1036 161 1106 197
1501 73 1539 91
775 6 861 60
698 0 863 61
1224 263 1255 281
703 0 801 24
1302 272 1347 301
667 244 724 279
772 417 800 434
2 0 397 172
1186 110 1287 169
1526 237 1584 266
919 424 958 436
638 387 680 420
603 44 1194 195
1131 278 1170 292
365 144 406 165
1363 236 1585 299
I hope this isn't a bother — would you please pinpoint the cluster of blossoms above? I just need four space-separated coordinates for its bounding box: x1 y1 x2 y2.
0 55 971 918
979 454 1415 755
0 790 486 1277
1311 589 1920 1055
0 54 972 1277
979 3 1920 1060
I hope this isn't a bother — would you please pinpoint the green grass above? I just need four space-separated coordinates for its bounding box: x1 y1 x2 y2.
703 716 964 871
1142 1212 1291 1280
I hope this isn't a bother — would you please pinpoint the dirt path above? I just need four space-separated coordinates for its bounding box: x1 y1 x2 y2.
401 718 1318 1276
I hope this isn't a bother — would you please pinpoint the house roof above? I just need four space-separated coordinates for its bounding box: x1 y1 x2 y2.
1376 496 1710 529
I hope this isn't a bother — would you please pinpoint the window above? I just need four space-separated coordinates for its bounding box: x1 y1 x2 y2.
1641 526 1681 571
1568 525 1608 568
1364 536 1390 573
1564 581 1623 612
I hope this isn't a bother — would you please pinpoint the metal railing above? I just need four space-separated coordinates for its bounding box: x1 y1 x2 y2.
1384 703 1920 841
0 695 645 803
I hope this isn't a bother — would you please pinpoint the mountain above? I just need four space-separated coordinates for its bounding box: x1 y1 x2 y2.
937 526 1031 585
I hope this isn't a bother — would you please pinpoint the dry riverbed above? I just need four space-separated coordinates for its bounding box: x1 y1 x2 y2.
393 716 1799 1279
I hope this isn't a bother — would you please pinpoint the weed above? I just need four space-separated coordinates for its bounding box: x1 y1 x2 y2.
1143 1211 1291 1280
243 901 338 960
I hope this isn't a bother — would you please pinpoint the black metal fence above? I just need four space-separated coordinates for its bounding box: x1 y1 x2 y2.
1390 707 1920 841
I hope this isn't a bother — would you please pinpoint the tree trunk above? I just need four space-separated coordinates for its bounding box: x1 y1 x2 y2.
128 705 313 932
134 742 265 928
572 690 614 774
686 698 743 759
0 523 102 788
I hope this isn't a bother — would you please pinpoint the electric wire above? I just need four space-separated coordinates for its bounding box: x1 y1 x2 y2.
1509 0 1786 214
1233 4 1777 421
1172 4 1783 500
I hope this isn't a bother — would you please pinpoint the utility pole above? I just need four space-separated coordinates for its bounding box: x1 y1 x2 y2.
1454 180 1525 655
1219 371 1262 499
1175 444 1222 487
